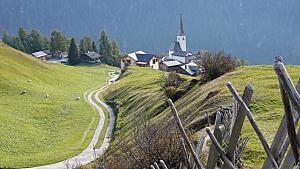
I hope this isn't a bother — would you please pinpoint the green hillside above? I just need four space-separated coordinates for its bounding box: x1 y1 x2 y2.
0 43 116 168
102 65 300 168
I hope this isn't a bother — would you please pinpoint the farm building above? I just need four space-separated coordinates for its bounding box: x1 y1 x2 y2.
121 50 159 70
81 51 101 63
32 51 47 61
160 60 183 72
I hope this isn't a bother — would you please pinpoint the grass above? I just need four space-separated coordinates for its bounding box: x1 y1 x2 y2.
0 43 116 168
102 67 194 147
101 65 300 168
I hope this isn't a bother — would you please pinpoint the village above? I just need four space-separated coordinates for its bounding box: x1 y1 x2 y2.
120 14 202 76
30 14 201 76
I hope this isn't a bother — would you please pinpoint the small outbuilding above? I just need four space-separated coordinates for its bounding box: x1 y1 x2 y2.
160 60 183 72
32 51 47 61
81 51 101 63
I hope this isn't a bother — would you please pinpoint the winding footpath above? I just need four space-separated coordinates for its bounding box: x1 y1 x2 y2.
26 73 118 169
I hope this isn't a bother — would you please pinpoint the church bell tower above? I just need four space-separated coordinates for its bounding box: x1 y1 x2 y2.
177 13 186 52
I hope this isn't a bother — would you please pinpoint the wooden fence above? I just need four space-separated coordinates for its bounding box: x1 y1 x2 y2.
150 56 300 169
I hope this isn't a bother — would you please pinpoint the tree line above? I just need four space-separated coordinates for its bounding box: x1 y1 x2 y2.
2 28 120 66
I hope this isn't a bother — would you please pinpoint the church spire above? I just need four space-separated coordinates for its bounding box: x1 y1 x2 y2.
178 13 185 36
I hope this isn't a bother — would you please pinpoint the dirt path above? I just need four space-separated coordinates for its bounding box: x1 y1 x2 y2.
25 73 118 169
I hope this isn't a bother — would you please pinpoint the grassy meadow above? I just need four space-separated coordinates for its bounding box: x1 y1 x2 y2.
0 43 116 168
102 65 300 168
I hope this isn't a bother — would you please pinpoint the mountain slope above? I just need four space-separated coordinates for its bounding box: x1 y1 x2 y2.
0 0 300 64
102 65 300 168
0 43 115 168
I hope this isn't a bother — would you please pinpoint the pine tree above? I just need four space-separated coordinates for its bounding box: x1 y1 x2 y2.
68 38 80 65
79 36 92 55
92 41 97 52
50 30 67 53
18 27 29 52
11 36 25 51
99 30 112 64
28 29 44 53
2 31 11 45
111 40 120 57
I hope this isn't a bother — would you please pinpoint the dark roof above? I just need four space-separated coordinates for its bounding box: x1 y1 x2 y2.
169 41 182 52
136 54 156 63
178 13 185 36
172 51 192 57
84 51 101 59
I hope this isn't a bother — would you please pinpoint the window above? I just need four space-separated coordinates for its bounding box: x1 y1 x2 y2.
182 37 185 40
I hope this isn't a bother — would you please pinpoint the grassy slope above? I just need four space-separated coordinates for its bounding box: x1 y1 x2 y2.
0 43 116 168
103 65 300 168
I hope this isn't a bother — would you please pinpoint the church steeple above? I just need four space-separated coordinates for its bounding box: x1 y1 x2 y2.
177 13 186 51
178 13 185 36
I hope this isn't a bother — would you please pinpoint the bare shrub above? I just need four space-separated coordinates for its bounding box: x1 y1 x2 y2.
199 50 236 82
160 72 182 99
94 122 183 169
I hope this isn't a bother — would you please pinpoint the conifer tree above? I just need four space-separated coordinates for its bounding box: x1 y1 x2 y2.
79 36 92 55
99 30 112 64
50 30 67 53
29 29 44 53
111 40 120 57
18 27 29 52
68 38 80 65
2 31 11 45
92 41 97 53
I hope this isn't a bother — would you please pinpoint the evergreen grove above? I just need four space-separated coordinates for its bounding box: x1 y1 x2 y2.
1 28 120 66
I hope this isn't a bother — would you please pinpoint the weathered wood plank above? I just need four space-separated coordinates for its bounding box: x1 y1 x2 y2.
227 82 279 168
281 128 300 169
159 160 169 169
167 99 205 169
274 61 300 117
154 162 160 169
280 83 299 162
206 127 223 169
225 84 253 167
181 138 192 169
262 114 288 169
206 127 235 169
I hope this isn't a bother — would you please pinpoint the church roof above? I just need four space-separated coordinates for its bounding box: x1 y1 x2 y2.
172 51 193 57
169 41 182 52
178 13 185 36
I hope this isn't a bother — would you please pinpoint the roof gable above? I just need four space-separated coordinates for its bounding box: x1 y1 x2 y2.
136 54 156 63
84 51 101 59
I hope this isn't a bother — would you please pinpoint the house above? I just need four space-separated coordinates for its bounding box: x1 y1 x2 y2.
121 51 159 70
159 60 183 72
81 51 101 63
32 51 47 61
178 62 199 76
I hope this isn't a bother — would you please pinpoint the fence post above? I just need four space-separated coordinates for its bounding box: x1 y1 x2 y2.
225 84 253 168
167 99 205 169
206 112 223 169
227 82 279 168
206 127 235 169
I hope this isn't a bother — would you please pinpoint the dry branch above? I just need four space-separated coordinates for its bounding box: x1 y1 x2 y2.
167 99 205 169
206 127 235 169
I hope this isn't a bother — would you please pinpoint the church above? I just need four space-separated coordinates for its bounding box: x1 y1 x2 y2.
161 14 198 76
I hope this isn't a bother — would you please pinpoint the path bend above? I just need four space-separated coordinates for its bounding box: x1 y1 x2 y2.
24 72 118 169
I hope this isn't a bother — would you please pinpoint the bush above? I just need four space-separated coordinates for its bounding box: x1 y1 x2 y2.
94 122 183 169
199 50 236 82
165 86 177 99
160 72 182 99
